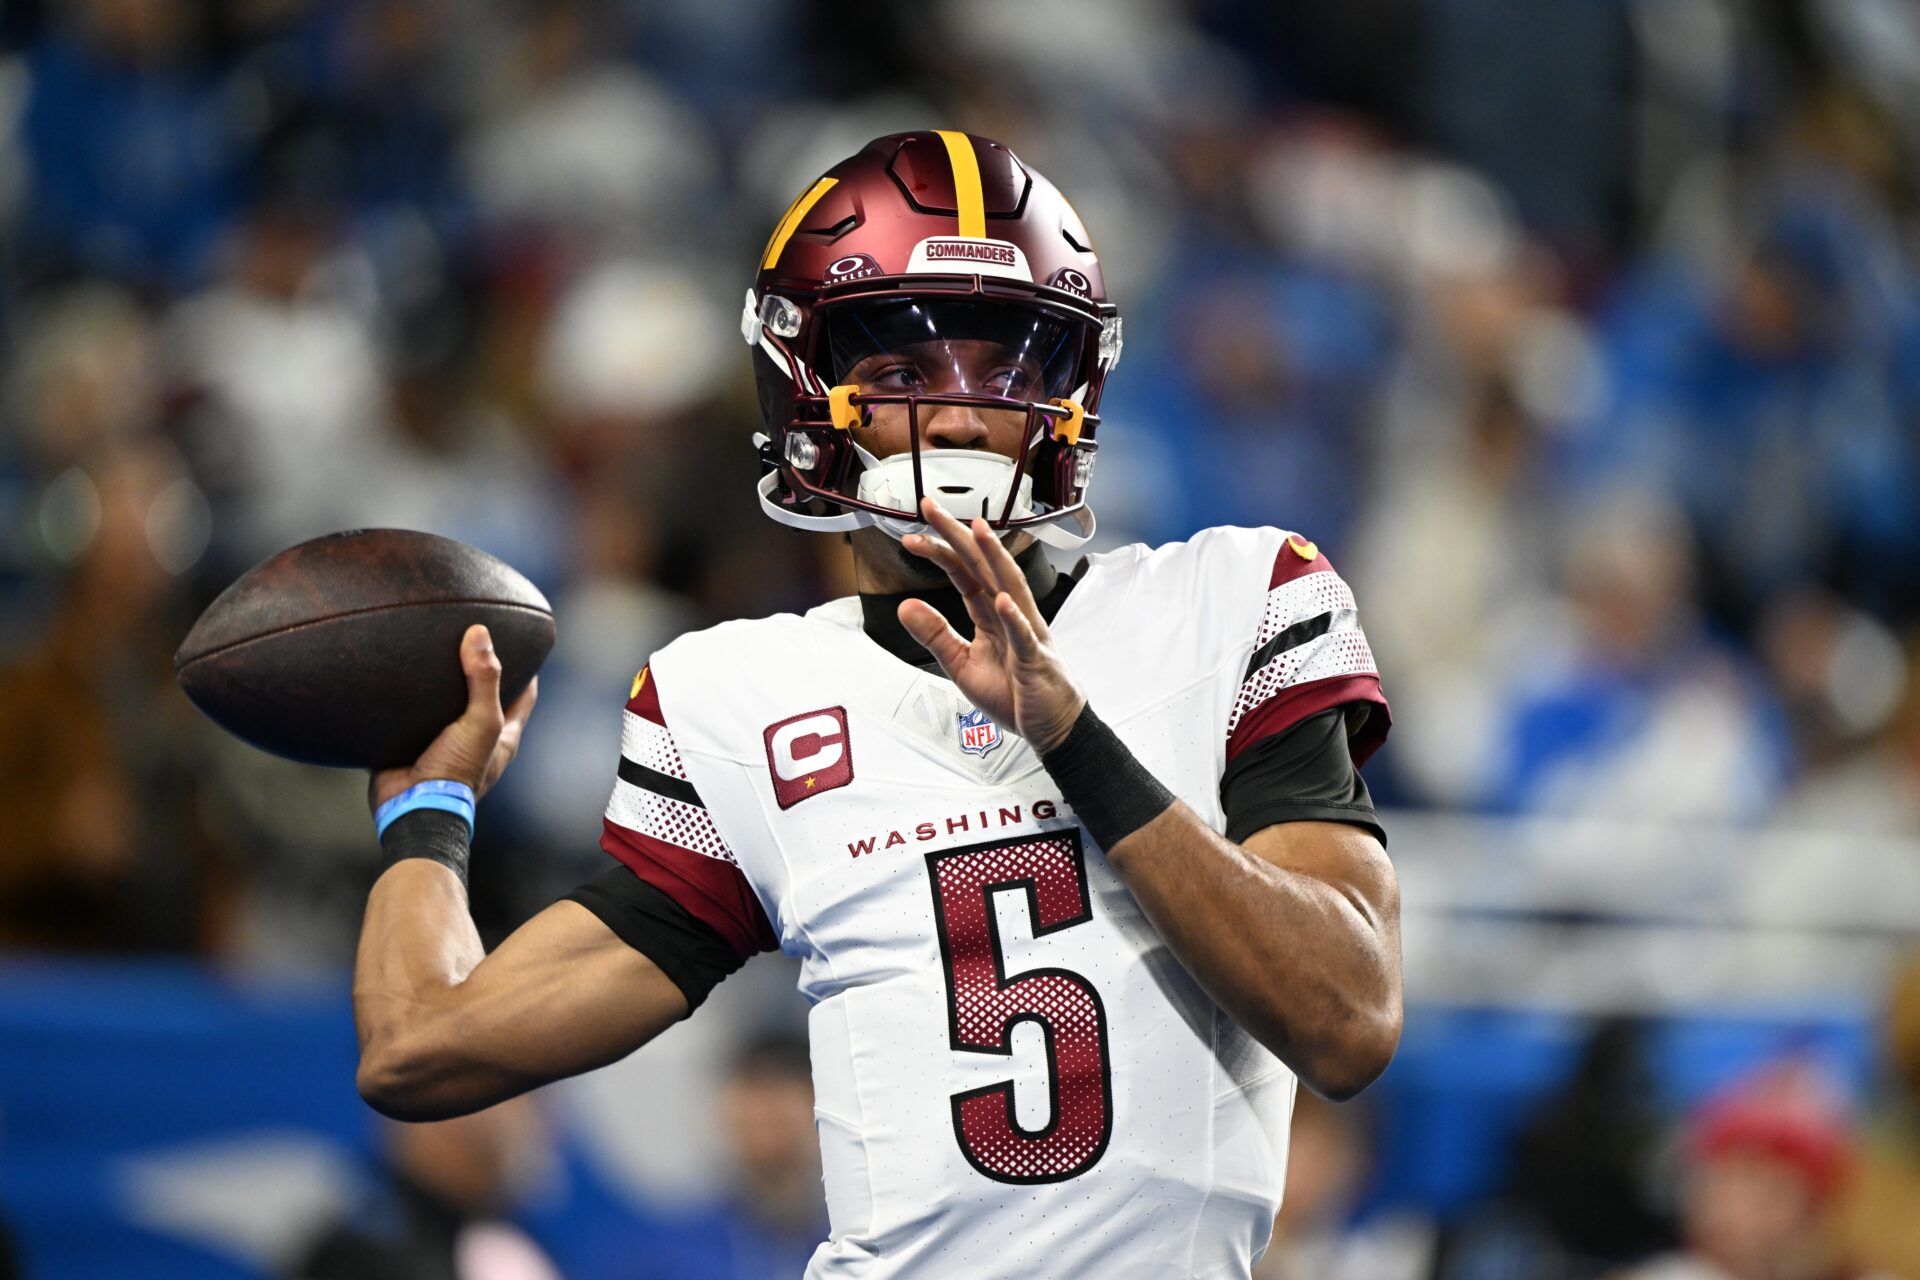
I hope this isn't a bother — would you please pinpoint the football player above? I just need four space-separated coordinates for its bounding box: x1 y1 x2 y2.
354 131 1401 1279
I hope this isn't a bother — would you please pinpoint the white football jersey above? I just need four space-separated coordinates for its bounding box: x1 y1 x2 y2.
600 526 1388 1279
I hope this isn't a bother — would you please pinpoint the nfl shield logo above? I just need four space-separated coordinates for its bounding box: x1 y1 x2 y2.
956 707 1002 757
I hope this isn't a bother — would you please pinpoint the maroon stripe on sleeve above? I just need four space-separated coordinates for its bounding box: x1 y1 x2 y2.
1269 535 1332 589
628 666 667 726
600 818 777 959
1225 673 1391 767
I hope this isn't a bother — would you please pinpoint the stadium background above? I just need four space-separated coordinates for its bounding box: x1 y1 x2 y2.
3 0 1920 1276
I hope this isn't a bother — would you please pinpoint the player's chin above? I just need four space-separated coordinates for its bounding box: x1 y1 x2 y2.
859 526 954 583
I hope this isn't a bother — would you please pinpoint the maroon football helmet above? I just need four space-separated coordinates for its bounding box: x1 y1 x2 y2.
744 131 1122 548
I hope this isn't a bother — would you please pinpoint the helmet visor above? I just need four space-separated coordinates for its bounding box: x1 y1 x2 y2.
817 298 1090 403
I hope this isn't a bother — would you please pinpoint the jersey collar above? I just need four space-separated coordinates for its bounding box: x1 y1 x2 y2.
859 544 1077 670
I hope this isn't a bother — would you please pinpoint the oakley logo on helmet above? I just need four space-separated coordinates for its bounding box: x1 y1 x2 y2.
826 253 883 282
765 706 854 809
1050 267 1093 298
906 237 1032 281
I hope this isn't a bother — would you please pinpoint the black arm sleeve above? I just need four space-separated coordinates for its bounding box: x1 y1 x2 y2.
562 866 746 1012
1219 706 1387 846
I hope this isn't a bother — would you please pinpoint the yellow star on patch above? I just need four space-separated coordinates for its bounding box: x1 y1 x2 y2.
1287 535 1318 561
805 776 817 789
630 667 649 700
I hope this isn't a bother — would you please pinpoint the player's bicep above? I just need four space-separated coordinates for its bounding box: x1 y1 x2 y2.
440 896 689 1080
1241 819 1399 941
359 892 688 1121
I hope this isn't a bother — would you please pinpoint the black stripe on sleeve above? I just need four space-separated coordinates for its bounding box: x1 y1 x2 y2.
563 866 745 1011
617 756 705 808
1244 610 1335 682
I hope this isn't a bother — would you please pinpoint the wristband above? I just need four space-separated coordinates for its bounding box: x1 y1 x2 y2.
1038 703 1176 851
374 778 476 840
378 809 473 889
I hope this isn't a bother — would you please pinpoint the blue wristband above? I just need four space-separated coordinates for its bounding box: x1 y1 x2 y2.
375 779 476 841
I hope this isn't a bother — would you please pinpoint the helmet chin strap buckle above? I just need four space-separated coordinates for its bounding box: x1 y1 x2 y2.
828 385 868 432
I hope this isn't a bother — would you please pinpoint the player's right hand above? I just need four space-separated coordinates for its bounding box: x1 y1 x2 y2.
370 624 539 812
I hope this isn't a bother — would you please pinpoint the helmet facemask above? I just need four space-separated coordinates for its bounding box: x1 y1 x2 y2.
761 292 1106 549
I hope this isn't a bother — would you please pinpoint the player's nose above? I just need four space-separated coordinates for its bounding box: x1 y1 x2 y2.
922 401 991 450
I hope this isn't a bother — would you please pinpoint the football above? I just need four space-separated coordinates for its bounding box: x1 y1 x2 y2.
175 529 555 769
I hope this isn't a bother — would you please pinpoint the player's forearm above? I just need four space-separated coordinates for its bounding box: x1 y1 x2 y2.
1104 806 1402 1100
353 865 692 1121
352 859 494 1117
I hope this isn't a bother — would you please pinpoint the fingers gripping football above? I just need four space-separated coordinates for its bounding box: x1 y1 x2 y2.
901 499 1085 752
370 625 539 811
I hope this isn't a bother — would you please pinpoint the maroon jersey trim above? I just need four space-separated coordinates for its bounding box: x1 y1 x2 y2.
1225 673 1390 766
628 665 667 726
1268 534 1331 589
600 818 777 959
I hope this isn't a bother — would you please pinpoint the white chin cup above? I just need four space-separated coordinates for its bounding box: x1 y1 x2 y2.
855 449 1036 540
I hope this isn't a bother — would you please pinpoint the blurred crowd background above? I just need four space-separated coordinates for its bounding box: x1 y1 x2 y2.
4 0 1920 1277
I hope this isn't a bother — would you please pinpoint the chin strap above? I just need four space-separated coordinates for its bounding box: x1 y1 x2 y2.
1030 504 1097 549
756 468 867 533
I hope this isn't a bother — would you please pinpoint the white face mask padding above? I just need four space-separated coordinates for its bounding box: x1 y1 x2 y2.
854 449 1037 540
754 440 1096 551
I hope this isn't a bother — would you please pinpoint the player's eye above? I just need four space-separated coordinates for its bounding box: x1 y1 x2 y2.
983 366 1032 396
866 362 926 391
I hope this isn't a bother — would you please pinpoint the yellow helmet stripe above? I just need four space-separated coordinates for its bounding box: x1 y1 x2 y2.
934 130 986 238
761 176 838 271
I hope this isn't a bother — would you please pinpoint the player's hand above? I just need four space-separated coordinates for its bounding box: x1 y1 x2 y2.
900 499 1085 752
370 624 539 812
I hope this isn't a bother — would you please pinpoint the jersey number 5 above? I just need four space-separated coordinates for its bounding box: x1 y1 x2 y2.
926 831 1113 1184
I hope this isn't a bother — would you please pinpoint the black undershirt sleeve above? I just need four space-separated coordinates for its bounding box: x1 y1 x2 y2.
1219 706 1387 847
562 867 745 1012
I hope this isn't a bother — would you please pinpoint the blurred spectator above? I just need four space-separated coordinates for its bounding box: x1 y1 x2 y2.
17 0 243 285
1487 492 1790 820
1611 1061 1868 1280
462 1 716 248
1346 182 1570 805
6 284 160 470
1777 631 1920 837
1835 954 1920 1279
632 1034 828 1280
1509 1019 1677 1268
1440 1019 1678 1279
1257 1092 1435 1280
288 1097 558 1280
0 423 219 951
164 195 397 567
1577 173 1920 629
1758 591 1908 780
1127 255 1390 546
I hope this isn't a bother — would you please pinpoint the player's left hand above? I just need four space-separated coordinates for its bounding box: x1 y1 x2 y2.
899 498 1086 752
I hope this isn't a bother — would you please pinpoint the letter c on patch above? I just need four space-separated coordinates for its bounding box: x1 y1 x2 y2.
763 706 855 809
770 713 844 780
